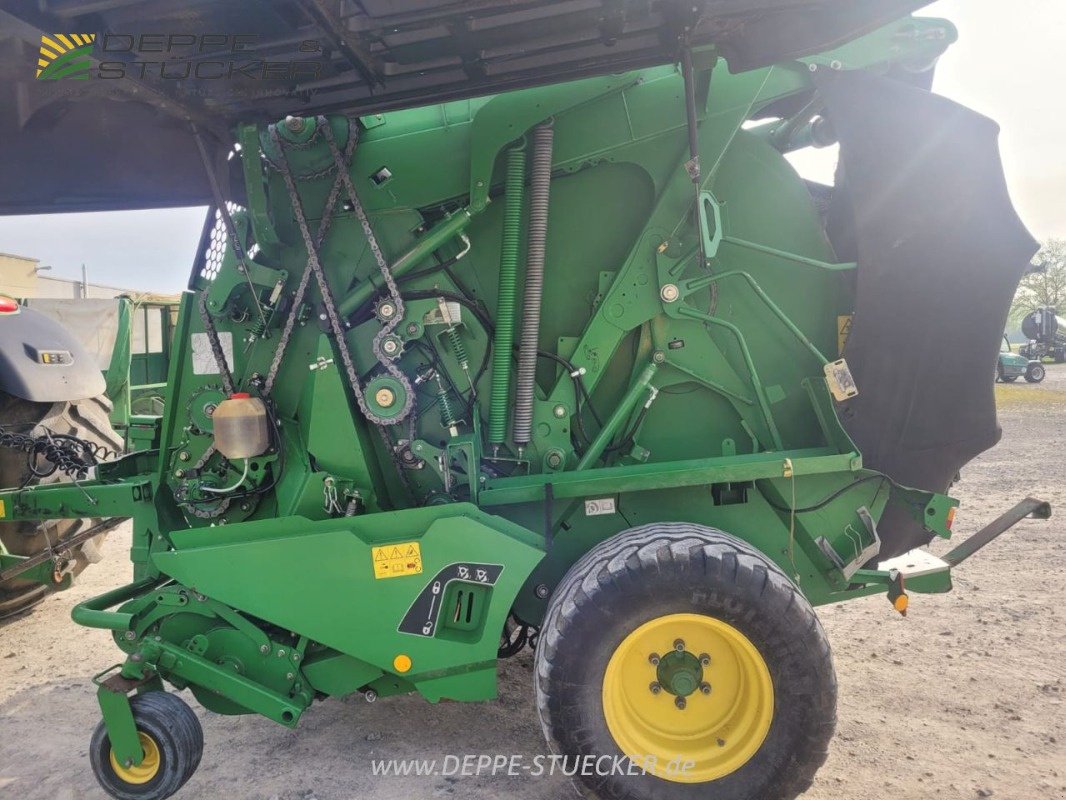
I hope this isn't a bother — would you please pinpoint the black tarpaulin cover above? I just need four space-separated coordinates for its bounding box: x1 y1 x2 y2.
817 69 1038 558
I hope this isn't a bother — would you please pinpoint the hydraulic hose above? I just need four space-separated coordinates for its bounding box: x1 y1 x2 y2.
513 121 554 447
489 142 527 445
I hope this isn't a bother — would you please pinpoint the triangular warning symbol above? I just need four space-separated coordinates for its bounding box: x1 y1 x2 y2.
374 549 388 561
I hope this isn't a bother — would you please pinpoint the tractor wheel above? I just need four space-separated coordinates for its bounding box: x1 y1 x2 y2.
0 391 122 618
90 692 204 800
1000 374 1018 383
535 523 835 800
1025 363 1046 383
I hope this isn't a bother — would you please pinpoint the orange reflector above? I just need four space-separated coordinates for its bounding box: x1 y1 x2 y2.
893 594 909 616
393 654 412 673
945 506 957 530
0 296 19 314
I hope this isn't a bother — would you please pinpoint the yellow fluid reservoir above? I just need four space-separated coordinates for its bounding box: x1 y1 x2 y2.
212 393 269 459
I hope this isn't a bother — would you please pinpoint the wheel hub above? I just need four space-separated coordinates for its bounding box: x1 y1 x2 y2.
654 649 703 698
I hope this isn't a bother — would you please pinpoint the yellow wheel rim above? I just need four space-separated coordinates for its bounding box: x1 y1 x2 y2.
602 613 774 784
109 732 161 785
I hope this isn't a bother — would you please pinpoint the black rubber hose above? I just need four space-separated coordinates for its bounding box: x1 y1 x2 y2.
513 121 554 446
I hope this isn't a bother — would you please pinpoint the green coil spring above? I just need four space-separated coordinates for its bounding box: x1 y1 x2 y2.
446 326 470 372
488 143 527 444
437 378 461 430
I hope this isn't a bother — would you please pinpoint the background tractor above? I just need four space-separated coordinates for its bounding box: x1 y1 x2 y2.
0 295 178 617
0 2 1050 800
0 298 123 617
997 335 1045 383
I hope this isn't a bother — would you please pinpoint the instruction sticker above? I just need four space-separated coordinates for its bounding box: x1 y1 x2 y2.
372 541 423 580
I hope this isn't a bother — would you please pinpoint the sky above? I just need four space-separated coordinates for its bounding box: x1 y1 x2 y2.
0 0 1062 294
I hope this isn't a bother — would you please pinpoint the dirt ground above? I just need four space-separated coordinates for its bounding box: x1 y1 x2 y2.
2 370 1064 800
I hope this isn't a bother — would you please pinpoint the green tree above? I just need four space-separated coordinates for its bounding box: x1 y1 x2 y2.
1010 238 1066 325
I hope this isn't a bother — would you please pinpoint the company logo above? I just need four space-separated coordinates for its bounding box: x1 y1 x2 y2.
36 34 96 80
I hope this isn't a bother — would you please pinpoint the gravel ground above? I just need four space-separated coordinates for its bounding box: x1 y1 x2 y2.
1 368 1064 800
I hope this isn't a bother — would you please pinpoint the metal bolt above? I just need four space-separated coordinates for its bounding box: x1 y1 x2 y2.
378 302 396 319
553 404 567 418
534 584 550 599
699 682 712 695
375 387 396 408
292 652 301 661
649 682 662 695
174 469 185 478
830 59 843 70
675 696 686 709
259 644 269 654
546 451 563 469
364 690 378 703
406 323 419 336
383 339 399 354
648 653 660 666
652 349 666 364
319 313 327 321
130 653 142 662
660 284 680 303
699 653 711 667
673 638 685 652
278 649 286 657
808 62 818 72
179 451 190 462
124 631 136 641
284 115 306 132
286 672 295 681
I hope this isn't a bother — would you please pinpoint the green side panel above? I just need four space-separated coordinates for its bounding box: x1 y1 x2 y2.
152 504 543 701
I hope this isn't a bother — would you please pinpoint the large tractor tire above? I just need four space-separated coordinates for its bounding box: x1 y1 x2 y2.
0 391 122 619
535 524 836 800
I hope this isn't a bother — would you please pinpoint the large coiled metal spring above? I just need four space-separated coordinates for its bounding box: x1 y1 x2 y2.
513 121 554 447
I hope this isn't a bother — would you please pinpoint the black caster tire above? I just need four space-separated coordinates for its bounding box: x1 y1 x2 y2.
535 523 836 800
89 692 203 800
1025 363 1046 383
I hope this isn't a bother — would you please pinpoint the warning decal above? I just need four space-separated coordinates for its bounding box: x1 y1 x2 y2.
372 541 423 580
837 314 853 355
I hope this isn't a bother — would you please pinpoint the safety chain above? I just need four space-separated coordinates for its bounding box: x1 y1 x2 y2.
266 116 413 425
0 426 115 481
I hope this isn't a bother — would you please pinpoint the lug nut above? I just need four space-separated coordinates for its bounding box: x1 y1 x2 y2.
699 652 711 667
673 638 685 652
675 696 686 710
699 682 712 695
649 682 662 695
648 653 660 666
